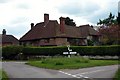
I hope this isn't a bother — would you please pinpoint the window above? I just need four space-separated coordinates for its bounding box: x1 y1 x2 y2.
44 39 50 43
67 38 80 46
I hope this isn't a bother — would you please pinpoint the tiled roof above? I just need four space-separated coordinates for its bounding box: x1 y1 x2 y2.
20 21 99 41
79 24 100 37
20 20 58 41
63 25 82 38
2 35 19 44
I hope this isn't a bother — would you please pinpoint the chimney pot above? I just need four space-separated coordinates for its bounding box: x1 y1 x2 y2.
2 29 6 35
31 23 34 29
44 13 49 25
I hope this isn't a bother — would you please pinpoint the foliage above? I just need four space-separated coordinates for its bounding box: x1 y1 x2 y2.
97 12 117 26
87 40 94 46
117 12 120 24
2 45 120 59
22 46 68 56
99 24 120 45
72 45 119 56
2 45 23 60
97 13 120 45
65 17 76 26
22 45 119 56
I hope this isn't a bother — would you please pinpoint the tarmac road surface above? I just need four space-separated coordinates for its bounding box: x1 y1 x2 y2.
2 61 118 80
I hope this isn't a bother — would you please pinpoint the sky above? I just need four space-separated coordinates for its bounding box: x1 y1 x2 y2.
0 0 119 39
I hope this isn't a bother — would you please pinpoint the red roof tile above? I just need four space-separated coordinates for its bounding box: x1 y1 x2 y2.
2 35 19 44
20 20 99 41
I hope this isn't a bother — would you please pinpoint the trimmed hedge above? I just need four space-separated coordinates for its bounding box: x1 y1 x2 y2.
2 46 23 59
2 45 120 59
72 45 120 56
22 46 68 56
22 45 119 56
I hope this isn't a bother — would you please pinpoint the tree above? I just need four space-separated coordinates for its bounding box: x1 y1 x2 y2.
97 12 117 26
99 25 120 45
65 17 76 26
117 12 120 24
97 13 120 45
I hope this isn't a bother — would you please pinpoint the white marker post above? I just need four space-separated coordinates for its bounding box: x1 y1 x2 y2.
63 45 77 58
67 45 71 58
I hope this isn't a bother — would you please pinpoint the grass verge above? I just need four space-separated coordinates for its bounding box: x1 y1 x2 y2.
27 57 118 69
114 68 120 80
0 69 8 80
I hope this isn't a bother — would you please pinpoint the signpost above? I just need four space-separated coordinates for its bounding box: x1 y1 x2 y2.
63 45 77 58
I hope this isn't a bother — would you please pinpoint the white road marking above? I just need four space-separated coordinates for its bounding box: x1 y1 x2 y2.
76 69 105 75
59 71 89 79
59 71 72 76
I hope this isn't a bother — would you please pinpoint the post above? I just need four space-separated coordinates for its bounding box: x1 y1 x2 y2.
63 45 77 58
67 45 72 58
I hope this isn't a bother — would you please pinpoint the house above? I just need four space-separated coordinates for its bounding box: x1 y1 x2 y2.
1 29 19 46
19 14 100 46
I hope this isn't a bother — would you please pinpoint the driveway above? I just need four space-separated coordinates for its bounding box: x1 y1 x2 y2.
2 61 118 80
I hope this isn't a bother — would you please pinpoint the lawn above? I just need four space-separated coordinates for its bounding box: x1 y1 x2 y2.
27 57 118 69
0 69 8 80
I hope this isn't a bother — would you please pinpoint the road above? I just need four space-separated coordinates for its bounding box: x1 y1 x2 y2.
2 62 118 80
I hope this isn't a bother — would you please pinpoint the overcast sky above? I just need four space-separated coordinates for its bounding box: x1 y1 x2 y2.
0 0 119 39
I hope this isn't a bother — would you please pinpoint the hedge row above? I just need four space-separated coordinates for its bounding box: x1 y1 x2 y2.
72 45 120 56
22 46 68 56
2 46 23 59
23 45 120 56
2 45 120 59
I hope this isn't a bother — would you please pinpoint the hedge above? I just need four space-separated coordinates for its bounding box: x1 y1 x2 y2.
2 45 120 59
22 46 68 56
2 46 23 59
71 45 120 56
22 45 119 56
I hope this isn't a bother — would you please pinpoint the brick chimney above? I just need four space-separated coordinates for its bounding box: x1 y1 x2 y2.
31 23 34 29
44 13 49 25
59 17 65 33
2 29 6 35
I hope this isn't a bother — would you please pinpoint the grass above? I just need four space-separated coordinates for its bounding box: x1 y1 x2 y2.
114 68 120 80
0 69 8 80
27 57 118 69
113 60 120 80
